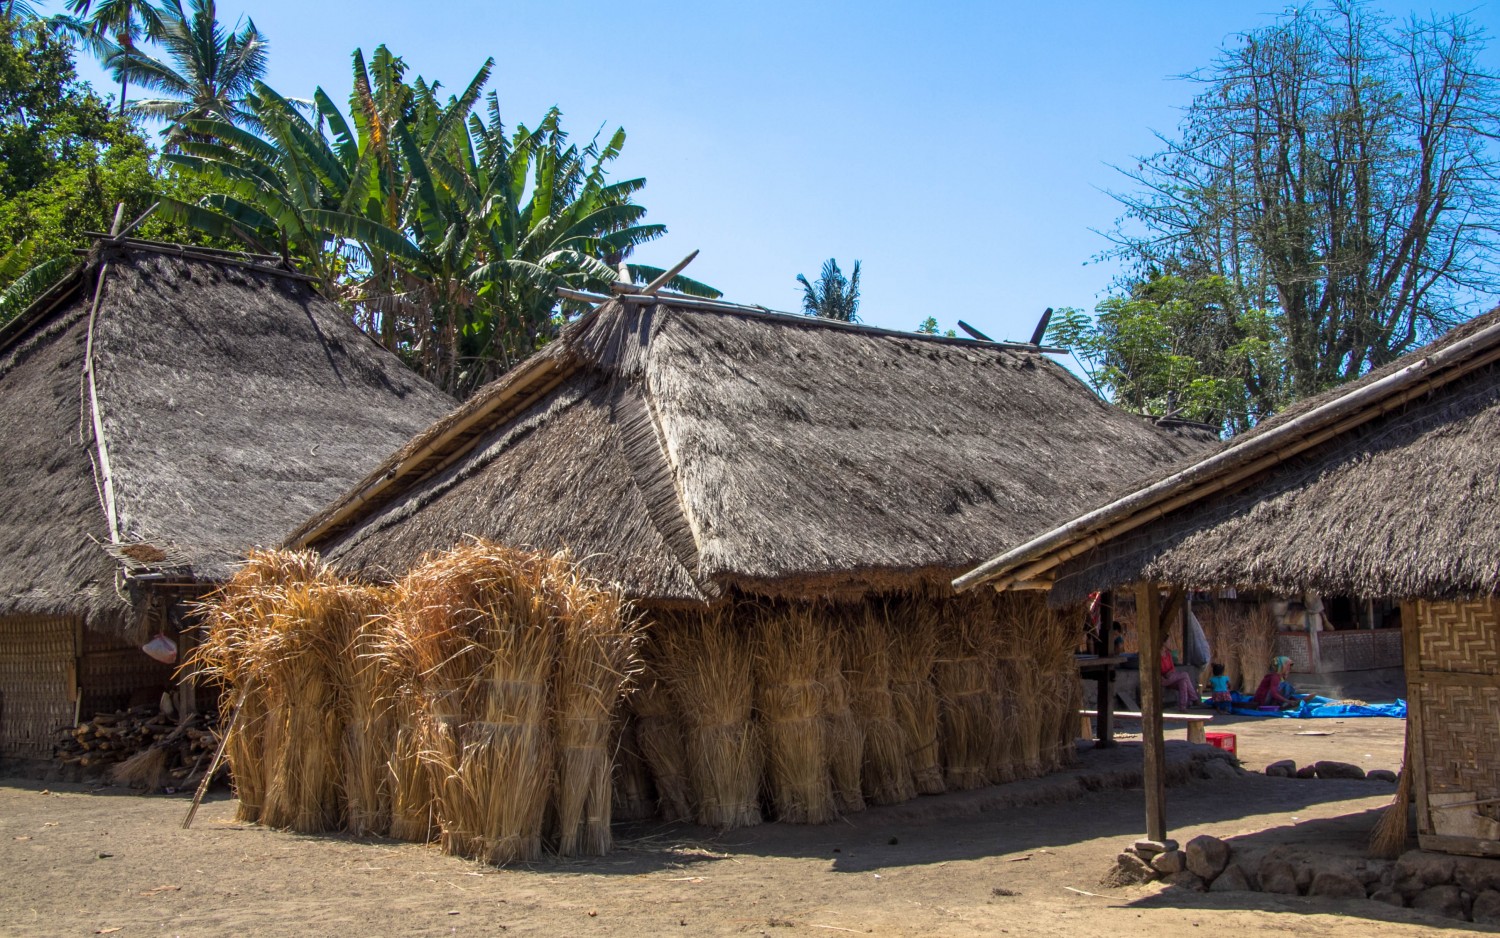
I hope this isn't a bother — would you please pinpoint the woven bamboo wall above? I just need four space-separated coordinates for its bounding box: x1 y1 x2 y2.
0 615 79 759
1411 597 1500 856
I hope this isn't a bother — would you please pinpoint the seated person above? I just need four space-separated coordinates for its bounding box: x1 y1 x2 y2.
1251 655 1310 709
1160 646 1200 712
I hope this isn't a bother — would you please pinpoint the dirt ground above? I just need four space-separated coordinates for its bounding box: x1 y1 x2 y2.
3 714 1460 938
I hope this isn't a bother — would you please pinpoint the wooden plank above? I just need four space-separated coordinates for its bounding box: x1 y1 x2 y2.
1410 670 1500 688
1097 591 1115 748
1136 581 1167 842
1402 600 1431 838
1418 833 1500 859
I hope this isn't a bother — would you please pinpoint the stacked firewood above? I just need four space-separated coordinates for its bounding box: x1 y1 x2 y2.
54 706 221 790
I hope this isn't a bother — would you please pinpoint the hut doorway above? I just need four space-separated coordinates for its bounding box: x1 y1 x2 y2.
0 615 79 759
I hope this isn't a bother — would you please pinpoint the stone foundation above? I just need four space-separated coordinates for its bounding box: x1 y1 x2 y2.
1108 836 1500 924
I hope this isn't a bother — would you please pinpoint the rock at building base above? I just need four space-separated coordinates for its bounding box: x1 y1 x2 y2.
1366 769 1398 783
1133 839 1178 857
1295 765 1319 779
1309 871 1365 900
1411 884 1467 920
1258 860 1300 895
1264 760 1296 778
1472 889 1500 925
1163 871 1206 892
1369 887 1405 907
1150 850 1185 876
1313 761 1366 780
1210 864 1251 892
1185 834 1231 881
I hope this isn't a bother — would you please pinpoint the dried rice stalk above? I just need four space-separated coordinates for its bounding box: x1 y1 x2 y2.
660 608 762 830
392 542 560 865
821 622 865 815
328 586 394 837
629 664 693 822
552 568 640 856
110 745 170 790
753 604 833 824
935 594 996 792
847 603 917 805
889 600 945 796
386 689 434 842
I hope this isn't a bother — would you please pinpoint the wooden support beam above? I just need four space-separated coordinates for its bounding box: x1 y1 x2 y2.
1135 580 1168 843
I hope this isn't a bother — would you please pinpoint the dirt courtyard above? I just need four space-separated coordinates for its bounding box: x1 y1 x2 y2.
3 714 1458 938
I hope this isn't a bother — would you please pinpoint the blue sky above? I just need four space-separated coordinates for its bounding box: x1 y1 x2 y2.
63 0 1500 345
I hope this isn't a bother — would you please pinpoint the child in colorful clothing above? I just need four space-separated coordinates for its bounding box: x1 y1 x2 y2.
1208 662 1233 712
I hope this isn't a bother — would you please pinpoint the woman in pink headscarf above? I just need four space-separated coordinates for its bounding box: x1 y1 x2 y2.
1160 646 1199 712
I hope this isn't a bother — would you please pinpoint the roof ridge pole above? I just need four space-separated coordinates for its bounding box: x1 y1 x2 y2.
640 250 699 296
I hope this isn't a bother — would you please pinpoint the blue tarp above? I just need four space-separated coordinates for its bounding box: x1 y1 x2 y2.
1217 694 1406 719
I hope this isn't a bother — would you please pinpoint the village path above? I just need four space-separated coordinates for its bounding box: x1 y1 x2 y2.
0 718 1442 938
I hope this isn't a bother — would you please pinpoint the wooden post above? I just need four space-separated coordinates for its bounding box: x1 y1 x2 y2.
1135 580 1167 842
1095 591 1116 748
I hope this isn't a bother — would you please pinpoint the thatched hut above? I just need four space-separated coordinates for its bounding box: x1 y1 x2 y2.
957 306 1500 858
0 237 453 760
290 291 1210 824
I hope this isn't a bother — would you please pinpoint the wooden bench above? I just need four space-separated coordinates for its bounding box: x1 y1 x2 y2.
1079 709 1213 745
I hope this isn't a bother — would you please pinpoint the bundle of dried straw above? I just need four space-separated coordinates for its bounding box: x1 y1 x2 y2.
658 608 763 830
847 602 918 805
752 604 834 824
889 600 945 796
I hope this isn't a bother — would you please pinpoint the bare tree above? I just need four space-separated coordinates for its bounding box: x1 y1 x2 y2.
1105 1 1500 399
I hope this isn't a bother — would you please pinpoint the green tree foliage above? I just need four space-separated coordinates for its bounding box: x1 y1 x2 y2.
915 316 956 338
50 0 163 115
797 258 859 322
106 0 267 128
1047 275 1282 434
162 45 714 397
0 13 158 323
1105 1 1500 403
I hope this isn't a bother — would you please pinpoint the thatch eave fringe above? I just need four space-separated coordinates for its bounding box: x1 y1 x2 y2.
955 306 1500 597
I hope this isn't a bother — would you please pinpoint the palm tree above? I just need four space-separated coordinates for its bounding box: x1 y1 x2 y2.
106 0 266 128
49 0 163 116
797 258 860 322
159 47 715 397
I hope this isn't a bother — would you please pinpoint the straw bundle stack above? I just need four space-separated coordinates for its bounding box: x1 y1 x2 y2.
328 586 394 837
987 614 1024 786
1022 596 1083 773
752 604 833 824
385 687 435 842
1199 601 1277 693
391 542 561 865
658 608 762 830
846 602 917 805
821 624 866 815
934 596 999 791
889 600 944 795
629 666 694 822
552 570 640 856
195 550 350 832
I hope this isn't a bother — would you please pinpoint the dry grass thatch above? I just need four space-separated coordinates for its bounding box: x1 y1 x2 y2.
935 596 998 792
889 600 945 796
629 666 694 822
846 603 917 805
1199 601 1277 694
657 608 762 830
195 542 637 864
821 626 866 816
752 604 833 824
0 245 452 625
305 298 1212 605
610 715 657 822
1047 311 1500 606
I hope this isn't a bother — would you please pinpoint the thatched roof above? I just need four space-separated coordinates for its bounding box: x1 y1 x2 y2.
0 240 454 621
956 307 1500 604
292 295 1212 604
